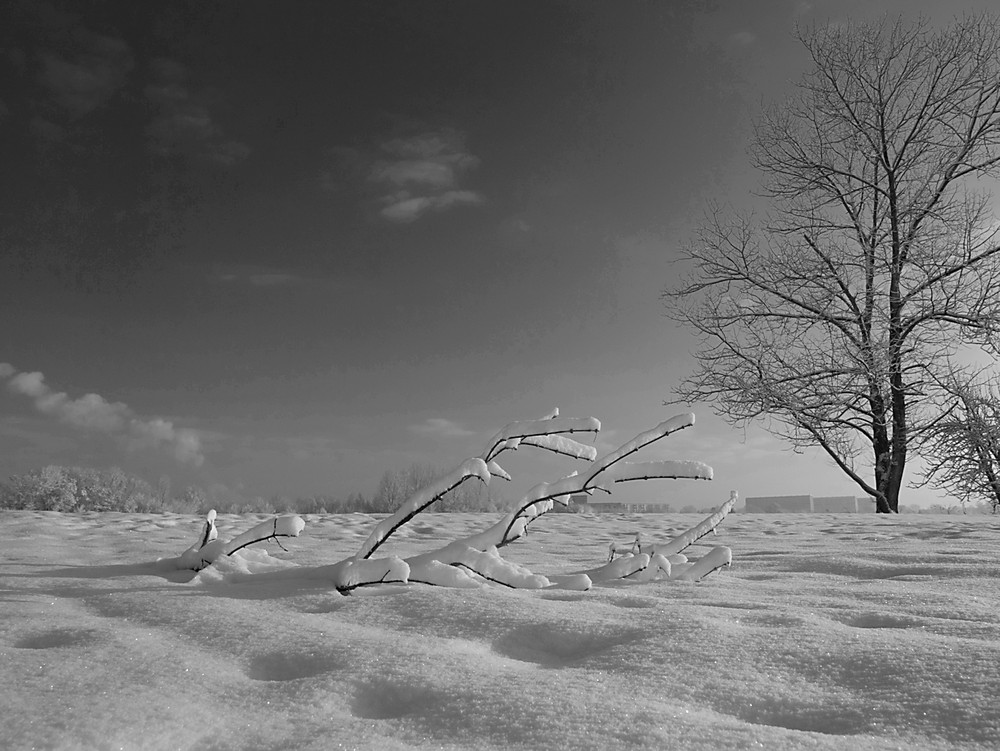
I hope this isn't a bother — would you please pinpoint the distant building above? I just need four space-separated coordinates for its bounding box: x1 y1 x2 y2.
744 494 812 513
744 494 869 513
813 495 861 513
569 494 675 513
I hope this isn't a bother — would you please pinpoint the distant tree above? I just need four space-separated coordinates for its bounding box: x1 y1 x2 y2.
76 467 139 512
5 466 78 511
973 499 998 514
344 492 368 512
179 485 208 513
917 370 1000 514
369 464 415 513
925 503 961 515
293 495 328 514
155 475 172 508
0 466 157 511
271 495 296 513
436 476 503 512
371 463 504 513
665 15 1000 512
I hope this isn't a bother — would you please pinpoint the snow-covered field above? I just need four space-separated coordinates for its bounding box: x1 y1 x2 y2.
2 510 998 750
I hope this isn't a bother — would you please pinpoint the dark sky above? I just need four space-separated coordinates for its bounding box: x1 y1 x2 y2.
2 0 992 506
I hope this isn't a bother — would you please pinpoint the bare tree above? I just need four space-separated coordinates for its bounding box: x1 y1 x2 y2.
664 15 1000 512
917 369 1000 514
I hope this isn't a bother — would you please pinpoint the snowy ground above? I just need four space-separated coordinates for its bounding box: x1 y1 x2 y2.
2 510 999 750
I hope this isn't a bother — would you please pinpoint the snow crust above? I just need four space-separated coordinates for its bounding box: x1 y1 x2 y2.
3 510 999 750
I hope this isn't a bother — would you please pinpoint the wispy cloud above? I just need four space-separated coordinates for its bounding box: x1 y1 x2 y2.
29 115 65 143
0 363 204 466
36 27 134 119
212 264 305 288
245 273 300 287
217 272 301 287
379 190 483 223
144 57 250 165
408 417 476 439
12 2 133 145
367 128 484 222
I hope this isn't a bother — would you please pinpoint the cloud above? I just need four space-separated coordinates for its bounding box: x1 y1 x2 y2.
730 30 757 47
144 57 249 166
409 418 476 439
246 273 300 287
41 391 130 433
214 266 304 288
0 362 204 466
128 418 204 466
36 28 133 118
29 116 65 142
8 370 47 397
16 6 132 143
366 128 484 222
209 140 252 166
372 160 456 189
379 189 483 223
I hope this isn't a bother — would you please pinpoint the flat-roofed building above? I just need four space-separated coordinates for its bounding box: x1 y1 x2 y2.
744 494 871 512
813 495 860 513
744 494 813 513
569 495 676 513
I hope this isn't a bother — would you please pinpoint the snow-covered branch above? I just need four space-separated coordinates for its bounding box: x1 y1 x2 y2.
354 458 491 561
168 411 739 596
378 413 725 592
175 512 306 571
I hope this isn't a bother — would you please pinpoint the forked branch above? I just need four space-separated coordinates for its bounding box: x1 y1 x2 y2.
170 410 737 596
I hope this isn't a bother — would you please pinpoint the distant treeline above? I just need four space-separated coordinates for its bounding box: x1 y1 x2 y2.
0 463 509 514
900 502 997 515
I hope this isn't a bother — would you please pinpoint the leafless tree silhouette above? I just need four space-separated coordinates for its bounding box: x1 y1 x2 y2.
666 15 1000 512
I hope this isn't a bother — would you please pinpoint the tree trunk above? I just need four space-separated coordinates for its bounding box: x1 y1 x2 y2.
872 438 905 513
871 390 897 513
884 444 905 513
873 441 894 513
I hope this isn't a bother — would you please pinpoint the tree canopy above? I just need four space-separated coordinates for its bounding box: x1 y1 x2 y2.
665 15 1000 512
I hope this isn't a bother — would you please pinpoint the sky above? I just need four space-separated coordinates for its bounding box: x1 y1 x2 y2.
2 0 998 508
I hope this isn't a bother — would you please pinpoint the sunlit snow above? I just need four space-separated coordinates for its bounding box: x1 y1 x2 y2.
2 510 999 750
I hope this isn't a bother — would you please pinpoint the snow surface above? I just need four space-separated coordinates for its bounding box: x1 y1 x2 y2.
2 510 999 750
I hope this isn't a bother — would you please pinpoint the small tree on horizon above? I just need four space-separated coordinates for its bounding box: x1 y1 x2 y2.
916 369 1000 514
665 15 1000 512
370 462 504 513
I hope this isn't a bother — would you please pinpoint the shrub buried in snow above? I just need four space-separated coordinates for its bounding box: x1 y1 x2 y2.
177 510 306 571
171 411 736 593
